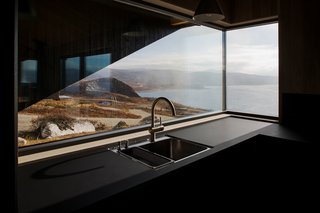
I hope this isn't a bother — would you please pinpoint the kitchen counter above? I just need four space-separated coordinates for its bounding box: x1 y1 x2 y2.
17 149 152 213
167 117 271 147
17 116 315 212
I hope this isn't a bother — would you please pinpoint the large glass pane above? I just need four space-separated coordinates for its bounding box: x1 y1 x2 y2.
107 26 222 112
17 0 222 148
227 23 278 116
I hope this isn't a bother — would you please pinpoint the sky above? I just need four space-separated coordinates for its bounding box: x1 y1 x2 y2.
97 23 278 78
227 23 278 76
108 26 223 72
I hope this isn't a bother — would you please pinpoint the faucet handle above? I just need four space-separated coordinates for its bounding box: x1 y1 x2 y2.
117 140 129 151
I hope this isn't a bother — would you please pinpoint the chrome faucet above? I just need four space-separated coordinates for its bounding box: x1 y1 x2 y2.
148 97 176 142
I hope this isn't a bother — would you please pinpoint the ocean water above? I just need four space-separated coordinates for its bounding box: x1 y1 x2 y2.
227 85 278 116
138 85 278 116
138 87 222 111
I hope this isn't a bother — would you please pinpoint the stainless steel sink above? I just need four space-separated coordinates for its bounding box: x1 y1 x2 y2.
119 147 173 169
140 137 210 161
119 137 210 169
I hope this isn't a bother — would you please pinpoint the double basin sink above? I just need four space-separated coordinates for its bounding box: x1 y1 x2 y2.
119 137 210 169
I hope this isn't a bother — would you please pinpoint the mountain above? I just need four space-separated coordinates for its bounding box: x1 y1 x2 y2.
227 72 277 85
62 77 140 97
109 68 277 90
110 69 184 90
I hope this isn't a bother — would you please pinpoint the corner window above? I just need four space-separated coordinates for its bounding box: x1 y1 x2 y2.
17 0 278 151
227 23 278 116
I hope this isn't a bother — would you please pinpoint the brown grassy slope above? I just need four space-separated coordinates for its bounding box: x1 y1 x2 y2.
23 103 141 119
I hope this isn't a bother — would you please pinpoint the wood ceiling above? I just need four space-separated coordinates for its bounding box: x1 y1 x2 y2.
141 0 278 29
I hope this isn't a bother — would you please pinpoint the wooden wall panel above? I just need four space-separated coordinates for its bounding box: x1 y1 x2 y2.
231 0 278 24
18 0 178 107
279 0 320 94
279 0 320 124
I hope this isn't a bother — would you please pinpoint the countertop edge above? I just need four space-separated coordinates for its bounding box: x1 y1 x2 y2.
18 117 310 212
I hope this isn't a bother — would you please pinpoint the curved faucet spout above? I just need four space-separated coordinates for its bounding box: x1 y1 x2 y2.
151 97 176 128
149 97 176 142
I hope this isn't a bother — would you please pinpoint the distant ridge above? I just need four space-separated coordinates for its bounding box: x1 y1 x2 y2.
62 77 140 97
109 68 278 90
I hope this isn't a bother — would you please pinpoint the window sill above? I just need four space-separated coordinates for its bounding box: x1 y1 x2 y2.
18 113 230 164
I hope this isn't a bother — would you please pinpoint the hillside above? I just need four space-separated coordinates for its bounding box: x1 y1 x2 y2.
62 77 140 98
108 68 277 91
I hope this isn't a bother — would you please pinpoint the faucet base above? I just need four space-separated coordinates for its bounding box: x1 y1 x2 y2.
149 125 164 142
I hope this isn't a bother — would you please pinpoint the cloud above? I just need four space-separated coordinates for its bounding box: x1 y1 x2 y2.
109 26 222 72
227 44 278 76
109 24 278 76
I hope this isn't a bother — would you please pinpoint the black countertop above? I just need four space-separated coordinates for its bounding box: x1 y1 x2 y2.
167 117 271 147
17 116 314 212
17 149 151 213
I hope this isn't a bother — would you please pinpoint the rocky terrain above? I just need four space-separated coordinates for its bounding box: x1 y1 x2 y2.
18 77 207 147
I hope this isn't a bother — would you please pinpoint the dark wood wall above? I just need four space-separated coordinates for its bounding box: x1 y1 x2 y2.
216 0 278 27
18 0 179 107
230 0 278 24
279 0 320 95
279 0 320 125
